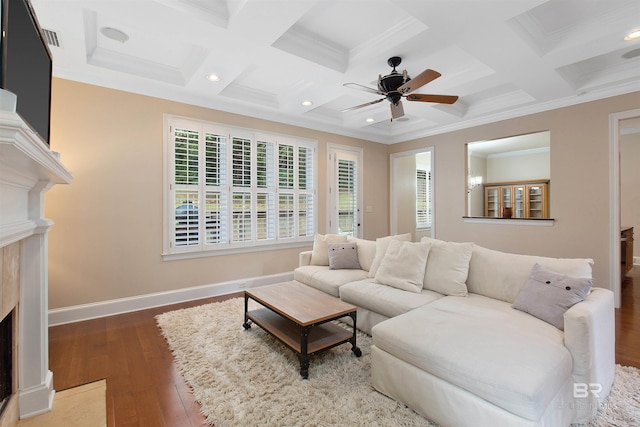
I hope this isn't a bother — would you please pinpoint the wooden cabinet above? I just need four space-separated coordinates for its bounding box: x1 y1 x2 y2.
622 227 634 278
484 180 549 218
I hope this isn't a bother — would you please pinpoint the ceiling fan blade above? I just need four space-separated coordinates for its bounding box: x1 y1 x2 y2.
343 83 386 95
406 93 459 104
397 69 441 94
390 101 405 120
340 98 385 113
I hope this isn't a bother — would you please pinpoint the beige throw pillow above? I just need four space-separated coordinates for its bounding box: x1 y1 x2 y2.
367 233 412 278
328 243 361 270
421 237 473 296
374 240 431 293
310 233 348 266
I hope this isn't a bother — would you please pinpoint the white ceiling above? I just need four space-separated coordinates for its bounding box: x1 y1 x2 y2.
31 0 640 144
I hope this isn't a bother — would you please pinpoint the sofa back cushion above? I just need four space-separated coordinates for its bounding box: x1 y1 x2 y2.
310 233 348 266
467 244 594 303
347 237 377 271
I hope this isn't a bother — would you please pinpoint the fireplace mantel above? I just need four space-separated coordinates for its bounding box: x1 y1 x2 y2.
0 89 72 421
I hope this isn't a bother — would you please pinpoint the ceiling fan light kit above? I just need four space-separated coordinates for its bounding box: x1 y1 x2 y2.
342 56 459 121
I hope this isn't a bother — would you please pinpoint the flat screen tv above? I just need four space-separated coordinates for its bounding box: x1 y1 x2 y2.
0 0 52 146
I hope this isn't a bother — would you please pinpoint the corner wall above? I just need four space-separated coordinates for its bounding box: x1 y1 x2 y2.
46 79 389 310
390 91 640 291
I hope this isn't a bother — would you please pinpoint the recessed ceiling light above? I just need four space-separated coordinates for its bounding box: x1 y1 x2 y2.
206 74 221 82
100 27 129 43
365 118 375 123
301 100 313 106
625 29 640 41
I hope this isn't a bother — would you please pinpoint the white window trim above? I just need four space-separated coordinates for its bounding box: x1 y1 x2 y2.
162 114 317 260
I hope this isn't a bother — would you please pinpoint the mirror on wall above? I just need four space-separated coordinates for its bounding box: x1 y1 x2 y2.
466 131 550 219
391 148 434 240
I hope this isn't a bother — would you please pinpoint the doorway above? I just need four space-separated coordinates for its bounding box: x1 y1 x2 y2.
609 108 640 308
390 147 435 241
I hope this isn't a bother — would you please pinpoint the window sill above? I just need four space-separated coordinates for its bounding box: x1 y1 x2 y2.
162 240 313 261
462 216 555 226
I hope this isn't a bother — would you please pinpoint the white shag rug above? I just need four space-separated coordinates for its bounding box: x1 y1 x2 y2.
156 298 640 427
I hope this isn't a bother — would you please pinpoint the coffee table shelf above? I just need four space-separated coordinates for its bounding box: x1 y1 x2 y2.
246 308 353 355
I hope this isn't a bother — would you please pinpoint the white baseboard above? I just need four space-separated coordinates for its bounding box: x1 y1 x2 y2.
634 256 640 266
48 272 294 326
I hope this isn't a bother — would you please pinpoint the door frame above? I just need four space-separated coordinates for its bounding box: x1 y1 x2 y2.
390 147 435 238
609 107 640 308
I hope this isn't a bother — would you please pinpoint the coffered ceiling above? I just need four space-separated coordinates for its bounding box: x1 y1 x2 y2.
31 0 640 144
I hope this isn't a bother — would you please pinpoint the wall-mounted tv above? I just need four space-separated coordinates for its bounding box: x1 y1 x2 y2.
0 0 52 146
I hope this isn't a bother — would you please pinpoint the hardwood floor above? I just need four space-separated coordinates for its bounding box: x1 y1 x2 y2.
616 266 640 368
49 293 242 427
49 270 640 426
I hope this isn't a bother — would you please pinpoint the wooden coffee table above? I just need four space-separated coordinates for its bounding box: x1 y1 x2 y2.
242 281 361 379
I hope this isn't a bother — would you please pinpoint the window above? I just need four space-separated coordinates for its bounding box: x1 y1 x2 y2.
165 116 316 258
416 169 431 228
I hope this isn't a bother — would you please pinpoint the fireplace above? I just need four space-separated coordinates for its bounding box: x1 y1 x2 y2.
0 310 13 417
0 89 72 424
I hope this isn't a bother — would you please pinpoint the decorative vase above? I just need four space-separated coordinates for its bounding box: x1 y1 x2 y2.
502 207 513 218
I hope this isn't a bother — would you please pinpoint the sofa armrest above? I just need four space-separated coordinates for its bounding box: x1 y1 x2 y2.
299 250 312 267
563 287 615 423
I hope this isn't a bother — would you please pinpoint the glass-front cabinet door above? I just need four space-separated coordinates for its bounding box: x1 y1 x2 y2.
513 186 525 218
485 187 500 217
526 184 547 218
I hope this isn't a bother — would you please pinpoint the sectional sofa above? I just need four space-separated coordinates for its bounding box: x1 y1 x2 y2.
294 233 615 426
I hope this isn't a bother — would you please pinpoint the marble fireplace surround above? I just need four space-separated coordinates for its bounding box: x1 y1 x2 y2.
0 90 72 423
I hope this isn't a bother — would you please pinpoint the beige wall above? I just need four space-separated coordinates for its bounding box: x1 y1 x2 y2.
486 150 550 183
391 91 640 290
392 154 417 239
46 79 389 309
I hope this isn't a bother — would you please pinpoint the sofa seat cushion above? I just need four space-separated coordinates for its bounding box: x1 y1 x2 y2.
339 280 443 318
372 294 572 421
293 266 368 297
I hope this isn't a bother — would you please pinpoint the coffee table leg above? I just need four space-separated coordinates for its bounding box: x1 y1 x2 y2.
349 312 362 357
299 326 311 379
242 292 252 330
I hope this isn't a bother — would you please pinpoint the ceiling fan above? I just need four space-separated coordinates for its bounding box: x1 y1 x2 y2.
342 56 458 120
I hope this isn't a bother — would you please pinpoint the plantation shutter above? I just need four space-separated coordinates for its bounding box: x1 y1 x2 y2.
256 140 276 241
204 132 227 245
416 169 431 228
337 159 357 236
278 143 295 239
173 127 200 247
298 146 314 237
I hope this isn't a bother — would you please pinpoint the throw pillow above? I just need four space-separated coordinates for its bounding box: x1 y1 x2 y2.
512 263 593 330
310 233 348 266
421 237 473 296
328 243 361 270
374 240 431 293
367 233 412 278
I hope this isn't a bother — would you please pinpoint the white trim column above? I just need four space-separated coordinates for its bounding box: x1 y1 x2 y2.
18 181 56 418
